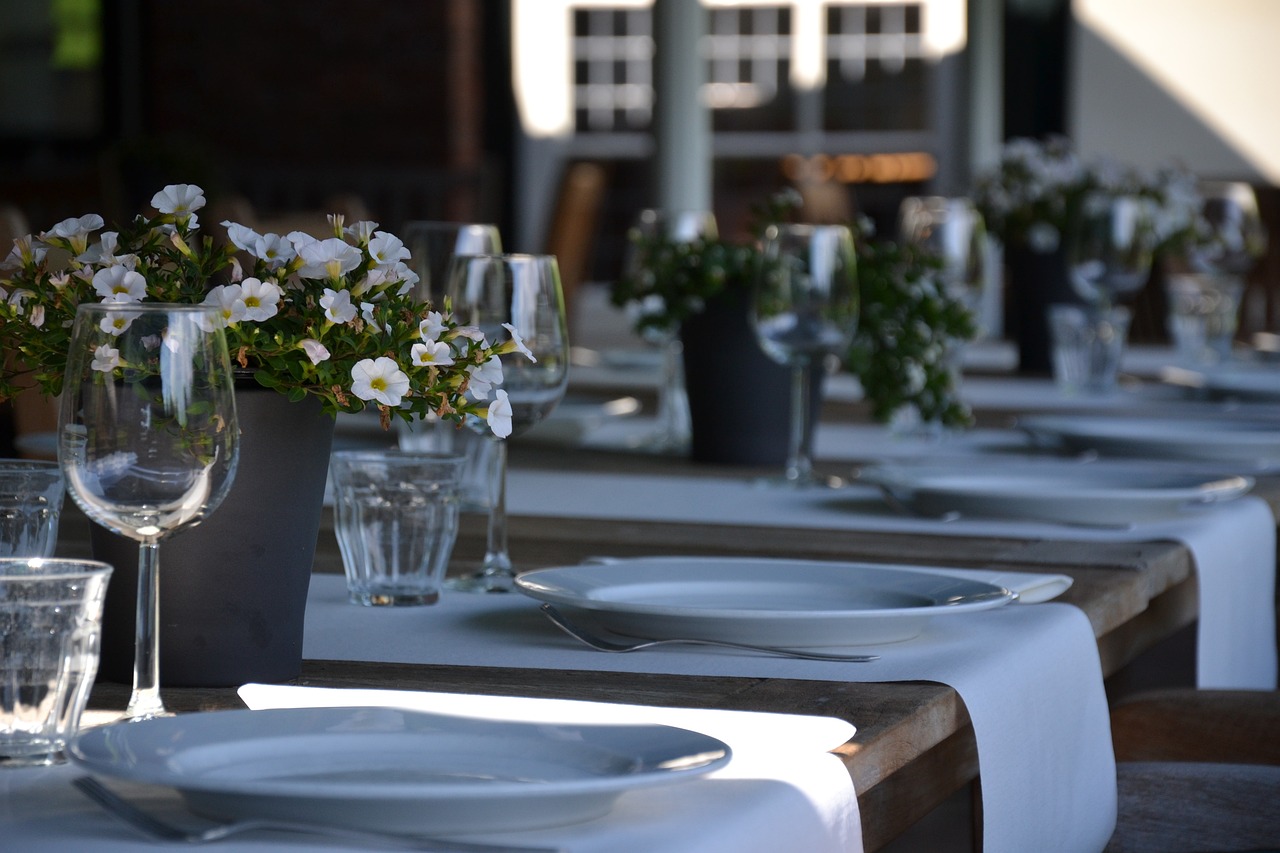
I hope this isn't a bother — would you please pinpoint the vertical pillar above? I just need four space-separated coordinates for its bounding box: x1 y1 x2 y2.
652 0 712 212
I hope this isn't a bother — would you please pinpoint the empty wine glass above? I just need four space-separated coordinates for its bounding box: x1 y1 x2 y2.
58 303 239 719
1066 192 1158 314
445 254 569 592
397 221 503 502
1164 182 1269 364
898 196 987 325
621 209 718 454
751 223 859 487
400 221 503 307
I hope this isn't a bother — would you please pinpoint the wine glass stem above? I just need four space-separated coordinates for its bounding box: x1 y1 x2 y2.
479 439 514 590
656 338 689 445
786 362 814 483
127 541 166 719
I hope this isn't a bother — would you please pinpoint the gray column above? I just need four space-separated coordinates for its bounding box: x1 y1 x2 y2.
652 0 712 212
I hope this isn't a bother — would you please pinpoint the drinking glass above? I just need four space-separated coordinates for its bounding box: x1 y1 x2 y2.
897 196 987 323
621 209 718 454
445 254 569 592
1066 192 1158 314
58 303 239 718
751 224 859 487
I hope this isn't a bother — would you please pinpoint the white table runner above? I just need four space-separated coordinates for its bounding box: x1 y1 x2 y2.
239 685 859 853
504 468 1278 690
301 572 1116 853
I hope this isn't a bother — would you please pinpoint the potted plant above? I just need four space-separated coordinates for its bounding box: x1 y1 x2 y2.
611 191 978 454
972 136 1199 373
0 184 524 685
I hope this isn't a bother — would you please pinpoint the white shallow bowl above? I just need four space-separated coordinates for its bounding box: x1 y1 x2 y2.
515 557 1016 647
70 706 730 834
859 460 1253 526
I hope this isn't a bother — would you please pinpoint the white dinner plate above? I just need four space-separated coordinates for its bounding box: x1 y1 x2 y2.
1018 414 1280 467
514 557 1017 647
69 706 730 834
858 460 1253 526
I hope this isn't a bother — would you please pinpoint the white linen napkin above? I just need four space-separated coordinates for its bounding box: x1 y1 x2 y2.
505 469 1277 690
238 685 859 853
300 574 1116 853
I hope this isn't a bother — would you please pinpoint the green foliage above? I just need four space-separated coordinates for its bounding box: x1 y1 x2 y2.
610 190 976 429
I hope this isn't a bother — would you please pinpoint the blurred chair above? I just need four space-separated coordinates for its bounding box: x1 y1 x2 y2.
544 161 606 333
1105 688 1280 852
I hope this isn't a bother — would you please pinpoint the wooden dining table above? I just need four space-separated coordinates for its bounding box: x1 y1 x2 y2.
70 420 1267 852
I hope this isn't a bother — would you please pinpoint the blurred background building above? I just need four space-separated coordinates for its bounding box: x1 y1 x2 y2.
1 0 1276 294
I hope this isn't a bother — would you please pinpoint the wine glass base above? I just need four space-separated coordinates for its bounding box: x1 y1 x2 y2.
445 571 518 594
752 471 846 490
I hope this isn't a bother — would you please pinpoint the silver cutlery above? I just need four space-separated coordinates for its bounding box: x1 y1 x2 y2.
73 776 562 853
539 604 879 662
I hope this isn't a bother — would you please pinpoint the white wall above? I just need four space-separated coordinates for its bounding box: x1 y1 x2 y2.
1069 0 1280 184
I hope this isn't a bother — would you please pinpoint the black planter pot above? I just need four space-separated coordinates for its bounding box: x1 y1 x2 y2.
1004 244 1082 375
92 384 335 687
679 288 824 466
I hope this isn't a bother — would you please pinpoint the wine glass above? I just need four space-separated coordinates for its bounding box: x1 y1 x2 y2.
444 254 570 592
58 303 239 719
1066 192 1158 314
397 221 503 505
898 196 987 325
621 209 718 454
1164 182 1268 364
400 221 503 307
751 224 859 487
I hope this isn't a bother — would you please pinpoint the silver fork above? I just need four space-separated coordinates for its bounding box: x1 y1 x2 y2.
73 776 562 853
539 604 878 662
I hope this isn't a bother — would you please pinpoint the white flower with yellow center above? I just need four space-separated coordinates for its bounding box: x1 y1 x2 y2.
368 232 410 269
92 266 146 302
297 237 362 280
466 355 503 400
238 277 281 322
410 340 454 368
201 284 247 326
151 184 206 219
98 311 138 336
351 357 410 407
321 288 357 324
418 311 447 342
43 214 104 256
501 323 537 362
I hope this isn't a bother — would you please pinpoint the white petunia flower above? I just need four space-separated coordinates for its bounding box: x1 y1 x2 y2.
395 264 418 296
320 288 357 324
410 340 455 368
298 338 331 365
297 237 362 280
43 214 104 256
360 301 378 325
98 311 138 335
287 230 319 252
254 233 296 267
221 221 261 253
418 311 447 342
350 356 410 407
201 284 247 326
90 344 120 372
92 266 147 302
2 234 46 270
238 277 281 322
344 220 379 244
486 389 513 438
501 323 537 362
151 184 206 219
367 232 410 268
466 355 503 400
27 305 44 328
